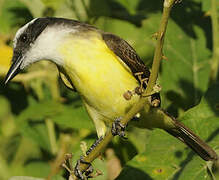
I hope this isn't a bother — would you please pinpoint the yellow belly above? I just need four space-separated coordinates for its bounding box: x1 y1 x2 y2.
58 33 140 122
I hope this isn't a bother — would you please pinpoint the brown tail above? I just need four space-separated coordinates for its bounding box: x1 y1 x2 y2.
166 120 218 161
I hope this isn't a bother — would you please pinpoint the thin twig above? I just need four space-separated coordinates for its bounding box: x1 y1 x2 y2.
210 0 219 82
46 119 58 155
71 0 177 179
47 134 72 180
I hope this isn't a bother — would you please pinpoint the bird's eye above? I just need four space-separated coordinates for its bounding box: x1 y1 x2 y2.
20 34 28 43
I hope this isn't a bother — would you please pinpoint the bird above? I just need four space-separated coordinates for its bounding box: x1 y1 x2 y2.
4 17 218 168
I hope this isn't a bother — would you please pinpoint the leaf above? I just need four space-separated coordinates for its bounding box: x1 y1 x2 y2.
15 100 95 151
24 161 51 178
52 105 95 130
95 17 154 64
117 84 219 180
18 121 51 152
16 101 63 122
9 177 44 180
91 0 148 27
0 95 11 118
179 83 219 147
116 129 188 180
40 0 64 10
114 0 141 15
19 0 45 17
17 100 94 130
87 0 110 17
202 1 211 12
160 19 211 111
51 175 66 180
0 0 32 33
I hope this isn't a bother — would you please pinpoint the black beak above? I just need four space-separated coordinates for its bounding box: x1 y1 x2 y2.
4 54 23 84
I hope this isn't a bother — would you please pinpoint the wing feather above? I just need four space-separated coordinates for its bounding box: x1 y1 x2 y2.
102 32 161 106
102 33 150 85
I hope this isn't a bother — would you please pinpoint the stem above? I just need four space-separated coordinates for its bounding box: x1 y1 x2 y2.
210 0 219 82
146 2 172 93
81 0 90 19
72 0 176 179
33 76 58 155
45 65 60 156
47 134 72 180
47 72 60 101
68 0 82 21
46 119 58 155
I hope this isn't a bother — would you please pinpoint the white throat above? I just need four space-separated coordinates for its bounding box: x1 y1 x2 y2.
20 25 77 69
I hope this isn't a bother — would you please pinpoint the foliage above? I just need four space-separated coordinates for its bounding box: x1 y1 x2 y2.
0 0 218 180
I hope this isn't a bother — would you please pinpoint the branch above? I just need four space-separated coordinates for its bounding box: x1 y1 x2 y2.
210 0 219 83
71 0 177 179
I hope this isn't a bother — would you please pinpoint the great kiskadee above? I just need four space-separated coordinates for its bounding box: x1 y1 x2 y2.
4 17 218 162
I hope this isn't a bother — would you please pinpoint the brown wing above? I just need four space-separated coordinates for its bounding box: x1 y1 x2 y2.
102 32 150 85
102 32 161 106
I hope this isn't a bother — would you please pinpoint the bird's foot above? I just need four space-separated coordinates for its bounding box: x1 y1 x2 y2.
74 156 103 179
111 117 127 139
73 136 104 179
74 156 93 180
62 154 92 179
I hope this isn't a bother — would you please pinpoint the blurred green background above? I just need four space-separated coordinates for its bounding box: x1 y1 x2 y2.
0 0 219 180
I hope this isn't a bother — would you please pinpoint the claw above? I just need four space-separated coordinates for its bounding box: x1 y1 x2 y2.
73 136 104 179
74 156 93 179
84 164 94 177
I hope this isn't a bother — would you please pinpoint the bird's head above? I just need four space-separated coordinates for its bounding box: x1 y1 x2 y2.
4 17 86 84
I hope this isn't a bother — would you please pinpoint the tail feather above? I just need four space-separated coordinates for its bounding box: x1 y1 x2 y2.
166 121 218 161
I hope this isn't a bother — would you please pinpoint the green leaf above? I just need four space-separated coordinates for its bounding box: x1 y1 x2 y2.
95 17 154 64
52 105 95 130
54 2 77 19
116 129 188 180
117 0 141 14
18 121 51 152
0 0 32 33
40 0 64 10
24 161 50 178
17 100 94 130
179 83 219 147
17 101 63 122
202 1 211 12
87 0 110 18
51 175 66 180
117 84 219 180
19 0 45 17
9 177 44 180
0 96 10 119
15 100 94 151
161 19 211 110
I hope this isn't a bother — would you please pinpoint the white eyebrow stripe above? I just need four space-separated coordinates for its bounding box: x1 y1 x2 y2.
13 18 38 47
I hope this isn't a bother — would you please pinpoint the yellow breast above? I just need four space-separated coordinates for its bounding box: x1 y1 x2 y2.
58 32 140 121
